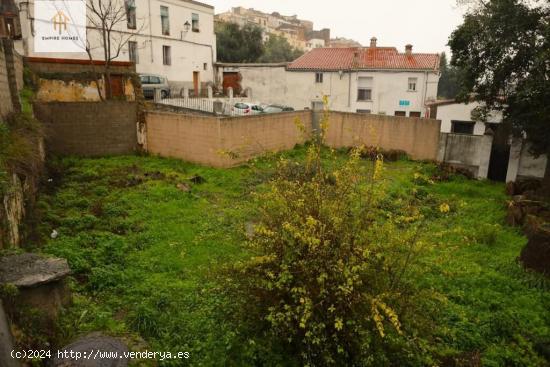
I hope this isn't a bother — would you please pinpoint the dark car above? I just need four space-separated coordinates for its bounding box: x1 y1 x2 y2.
263 104 295 113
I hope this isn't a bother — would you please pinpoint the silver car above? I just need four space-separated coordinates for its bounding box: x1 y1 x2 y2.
231 102 264 115
139 74 170 99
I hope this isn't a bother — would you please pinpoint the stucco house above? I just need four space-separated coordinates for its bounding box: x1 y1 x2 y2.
14 0 216 93
429 99 547 182
216 37 440 116
0 0 21 39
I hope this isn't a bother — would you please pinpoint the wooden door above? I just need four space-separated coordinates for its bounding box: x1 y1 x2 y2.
109 75 124 98
193 71 199 97
222 72 241 95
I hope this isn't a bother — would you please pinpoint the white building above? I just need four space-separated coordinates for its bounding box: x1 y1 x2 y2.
217 38 440 116
15 0 216 91
430 100 547 182
305 38 325 51
431 100 503 135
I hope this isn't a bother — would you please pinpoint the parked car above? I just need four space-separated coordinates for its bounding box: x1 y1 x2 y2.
232 102 264 115
139 74 170 99
263 104 295 113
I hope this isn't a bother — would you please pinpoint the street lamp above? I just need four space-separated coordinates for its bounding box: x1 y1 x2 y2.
181 21 191 40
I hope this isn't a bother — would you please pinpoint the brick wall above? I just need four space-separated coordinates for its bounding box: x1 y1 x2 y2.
145 110 312 167
326 112 442 160
34 101 138 156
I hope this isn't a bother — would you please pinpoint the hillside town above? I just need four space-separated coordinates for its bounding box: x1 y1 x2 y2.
0 0 549 366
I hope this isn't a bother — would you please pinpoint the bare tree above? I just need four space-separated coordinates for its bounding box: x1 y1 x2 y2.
56 0 145 100
84 0 145 100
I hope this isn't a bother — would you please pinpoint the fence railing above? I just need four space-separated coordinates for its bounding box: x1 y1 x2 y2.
154 90 253 117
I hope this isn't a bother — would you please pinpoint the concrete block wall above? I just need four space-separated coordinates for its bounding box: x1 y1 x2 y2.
438 133 493 179
219 111 312 163
145 109 442 167
34 101 138 156
146 111 223 166
145 110 312 167
507 138 548 182
326 112 442 160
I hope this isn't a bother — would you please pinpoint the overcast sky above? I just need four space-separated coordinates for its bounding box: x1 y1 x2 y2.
205 0 468 56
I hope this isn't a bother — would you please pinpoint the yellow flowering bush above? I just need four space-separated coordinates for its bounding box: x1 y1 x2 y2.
229 106 427 365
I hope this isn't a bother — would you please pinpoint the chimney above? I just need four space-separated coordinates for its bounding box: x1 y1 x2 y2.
370 37 377 48
405 44 413 55
352 49 360 67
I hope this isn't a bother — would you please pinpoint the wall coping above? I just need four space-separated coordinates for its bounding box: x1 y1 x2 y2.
25 57 133 67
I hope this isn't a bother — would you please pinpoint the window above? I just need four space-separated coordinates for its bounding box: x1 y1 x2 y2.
125 0 136 29
408 77 417 91
140 75 149 84
162 45 171 65
395 111 407 116
451 120 474 134
192 13 200 32
357 89 372 101
128 41 138 64
357 77 373 101
150 76 161 84
315 72 323 83
203 63 208 70
356 109 371 114
160 6 170 35
409 111 421 118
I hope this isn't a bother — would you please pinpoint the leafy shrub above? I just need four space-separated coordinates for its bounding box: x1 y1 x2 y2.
227 108 429 365
475 223 501 246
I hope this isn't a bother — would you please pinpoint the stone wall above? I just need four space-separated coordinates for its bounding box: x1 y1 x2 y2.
326 112 442 160
34 101 139 156
0 39 22 117
0 41 12 117
145 110 312 167
0 39 40 251
25 57 138 102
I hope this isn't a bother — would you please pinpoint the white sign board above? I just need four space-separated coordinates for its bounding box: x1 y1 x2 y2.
34 0 86 53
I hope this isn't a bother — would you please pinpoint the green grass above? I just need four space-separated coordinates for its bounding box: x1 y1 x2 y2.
32 148 550 366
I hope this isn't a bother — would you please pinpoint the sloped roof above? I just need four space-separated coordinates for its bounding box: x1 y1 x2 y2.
287 47 440 71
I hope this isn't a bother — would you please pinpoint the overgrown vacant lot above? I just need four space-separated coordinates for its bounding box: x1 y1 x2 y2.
31 147 549 366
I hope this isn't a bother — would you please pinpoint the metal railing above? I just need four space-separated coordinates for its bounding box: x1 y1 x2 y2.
154 89 255 117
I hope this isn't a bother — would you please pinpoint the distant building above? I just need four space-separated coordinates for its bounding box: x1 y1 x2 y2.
330 37 362 48
14 0 217 93
305 38 325 51
215 7 330 51
216 37 440 116
428 99 547 182
0 0 21 39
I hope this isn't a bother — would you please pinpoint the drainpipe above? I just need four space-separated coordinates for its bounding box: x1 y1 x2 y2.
148 0 153 63
347 72 351 108
422 71 429 116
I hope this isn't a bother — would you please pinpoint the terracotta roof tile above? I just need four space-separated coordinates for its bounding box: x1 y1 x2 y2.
288 47 440 71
